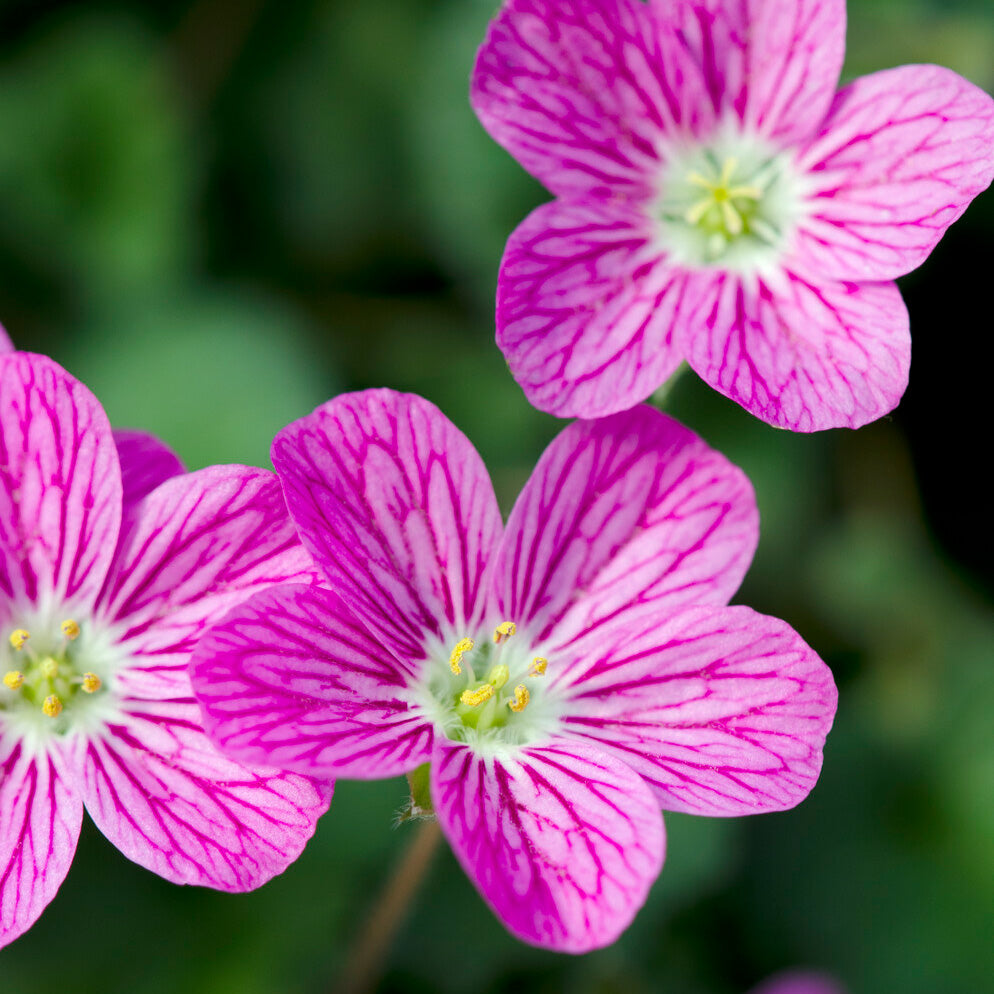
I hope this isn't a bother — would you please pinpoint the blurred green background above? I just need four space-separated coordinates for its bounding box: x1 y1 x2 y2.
1 0 992 991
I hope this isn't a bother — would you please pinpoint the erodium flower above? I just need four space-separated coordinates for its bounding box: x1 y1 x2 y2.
191 389 837 951
0 352 329 950
471 0 994 430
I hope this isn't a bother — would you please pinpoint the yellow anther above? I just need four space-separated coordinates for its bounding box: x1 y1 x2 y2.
449 637 474 676
42 695 63 718
508 685 530 713
81 672 102 694
459 684 495 708
528 657 548 677
61 619 81 641
3 671 24 690
487 664 509 690
9 629 29 651
493 621 516 644
40 657 59 680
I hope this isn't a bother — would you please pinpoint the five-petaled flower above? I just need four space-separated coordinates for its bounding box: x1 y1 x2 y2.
472 0 994 430
191 389 837 951
0 352 330 950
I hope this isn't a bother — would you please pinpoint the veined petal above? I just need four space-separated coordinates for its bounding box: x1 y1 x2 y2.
272 390 502 660
72 702 330 891
431 738 663 952
191 583 433 779
677 269 910 431
0 324 11 352
0 738 83 950
472 0 716 198
561 605 837 816
796 64 994 281
496 407 757 647
0 353 121 609
96 466 316 698
671 0 846 146
113 429 184 520
496 200 689 417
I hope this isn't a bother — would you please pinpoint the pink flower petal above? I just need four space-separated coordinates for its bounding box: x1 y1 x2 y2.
0 353 121 609
192 583 433 779
677 269 910 431
71 701 330 891
796 64 994 281
560 605 837 816
431 738 664 952
472 0 716 199
497 200 690 417
96 466 316 699
496 407 757 647
0 324 12 352
0 741 82 950
272 390 503 659
673 0 846 147
113 429 185 517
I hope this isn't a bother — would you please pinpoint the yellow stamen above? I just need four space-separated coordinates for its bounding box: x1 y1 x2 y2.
42 695 63 718
460 684 495 708
9 629 29 651
493 621 516 644
61 619 81 641
508 685 530 713
684 197 714 226
3 671 24 690
40 657 59 680
81 672 102 694
487 664 509 690
449 637 474 676
529 657 548 677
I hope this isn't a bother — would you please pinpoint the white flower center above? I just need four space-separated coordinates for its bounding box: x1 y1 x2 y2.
1 607 124 748
655 129 805 275
414 621 561 752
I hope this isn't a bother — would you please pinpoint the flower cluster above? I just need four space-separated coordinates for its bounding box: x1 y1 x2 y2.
3 0 991 965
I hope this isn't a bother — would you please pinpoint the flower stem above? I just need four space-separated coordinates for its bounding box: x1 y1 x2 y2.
338 818 443 994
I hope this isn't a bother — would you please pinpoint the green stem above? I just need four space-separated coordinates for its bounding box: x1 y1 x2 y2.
337 818 442 994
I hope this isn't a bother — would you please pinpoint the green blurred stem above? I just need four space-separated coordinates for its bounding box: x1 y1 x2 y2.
338 818 443 994
650 361 690 409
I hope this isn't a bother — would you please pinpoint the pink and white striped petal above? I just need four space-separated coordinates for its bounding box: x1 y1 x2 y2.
0 353 121 609
113 429 184 516
497 200 691 417
561 605 836 816
272 391 502 660
72 703 330 891
192 583 433 779
472 0 716 199
672 0 846 148
496 407 757 647
96 467 316 699
431 738 664 952
796 64 994 281
0 739 83 950
677 269 910 431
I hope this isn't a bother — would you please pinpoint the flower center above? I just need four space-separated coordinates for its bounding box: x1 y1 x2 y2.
2 619 106 731
421 621 554 747
655 131 804 274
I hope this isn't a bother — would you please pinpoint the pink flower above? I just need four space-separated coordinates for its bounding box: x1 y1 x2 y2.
0 353 330 950
191 389 837 951
0 325 11 354
749 972 847 994
471 0 994 430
